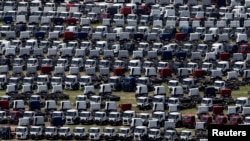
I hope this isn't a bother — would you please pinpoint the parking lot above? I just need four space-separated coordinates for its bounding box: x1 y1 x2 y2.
1 0 250 141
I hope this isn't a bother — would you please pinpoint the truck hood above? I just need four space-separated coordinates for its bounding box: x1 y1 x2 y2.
180 136 188 139
45 132 55 135
59 132 67 135
30 132 39 135
37 82 46 85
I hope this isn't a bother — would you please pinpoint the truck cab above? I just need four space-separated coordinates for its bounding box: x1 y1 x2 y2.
65 109 80 125
29 126 44 140
88 127 103 140
15 126 29 140
213 80 226 93
133 126 148 141
122 110 136 126
236 97 250 112
58 127 72 140
73 127 88 140
45 126 58 140
180 130 193 141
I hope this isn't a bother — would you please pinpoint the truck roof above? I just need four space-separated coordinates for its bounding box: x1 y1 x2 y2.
67 109 78 112
75 127 85 129
59 127 70 129
16 126 27 129
181 130 192 133
66 75 77 78
237 97 248 100
235 61 245 64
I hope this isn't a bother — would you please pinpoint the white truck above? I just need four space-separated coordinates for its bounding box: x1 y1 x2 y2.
122 110 136 126
15 126 29 140
29 126 44 140
236 97 250 112
45 126 58 140
133 126 148 141
65 109 80 125
88 127 103 140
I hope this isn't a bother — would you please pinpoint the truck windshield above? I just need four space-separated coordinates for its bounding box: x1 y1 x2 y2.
119 129 128 134
134 128 144 133
71 60 79 66
45 128 55 132
65 77 75 82
230 118 239 122
168 99 177 104
74 129 83 133
0 112 5 116
168 114 178 120
215 117 224 122
168 81 178 86
51 78 61 83
139 115 148 119
37 77 47 82
152 113 161 119
23 112 33 117
201 117 209 122
244 118 250 123
123 79 131 84
214 82 224 87
52 113 62 117
95 113 104 118
123 113 132 118
236 99 246 105
27 59 37 64
165 131 175 136
137 79 146 84
108 78 117 83
79 78 89 83
30 128 40 132
16 128 25 132
66 112 76 116
182 80 191 85
109 113 118 118
143 62 152 67
90 97 100 103
85 61 94 65
42 60 51 64
139 44 148 48
152 44 161 49
149 130 159 135
201 99 211 104
76 96 86 101
89 129 99 133
104 129 113 133
13 59 22 64
183 116 192 121
30 96 40 101
59 128 68 133
137 98 146 103
234 64 242 69
9 78 18 83
202 64 210 68
181 132 190 136
79 112 89 117
217 63 226 68
153 98 163 103
158 63 167 67
95 28 104 32
57 60 66 65
128 62 138 67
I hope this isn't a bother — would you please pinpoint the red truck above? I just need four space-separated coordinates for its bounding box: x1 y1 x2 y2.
238 44 250 55
182 114 196 129
0 100 9 110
